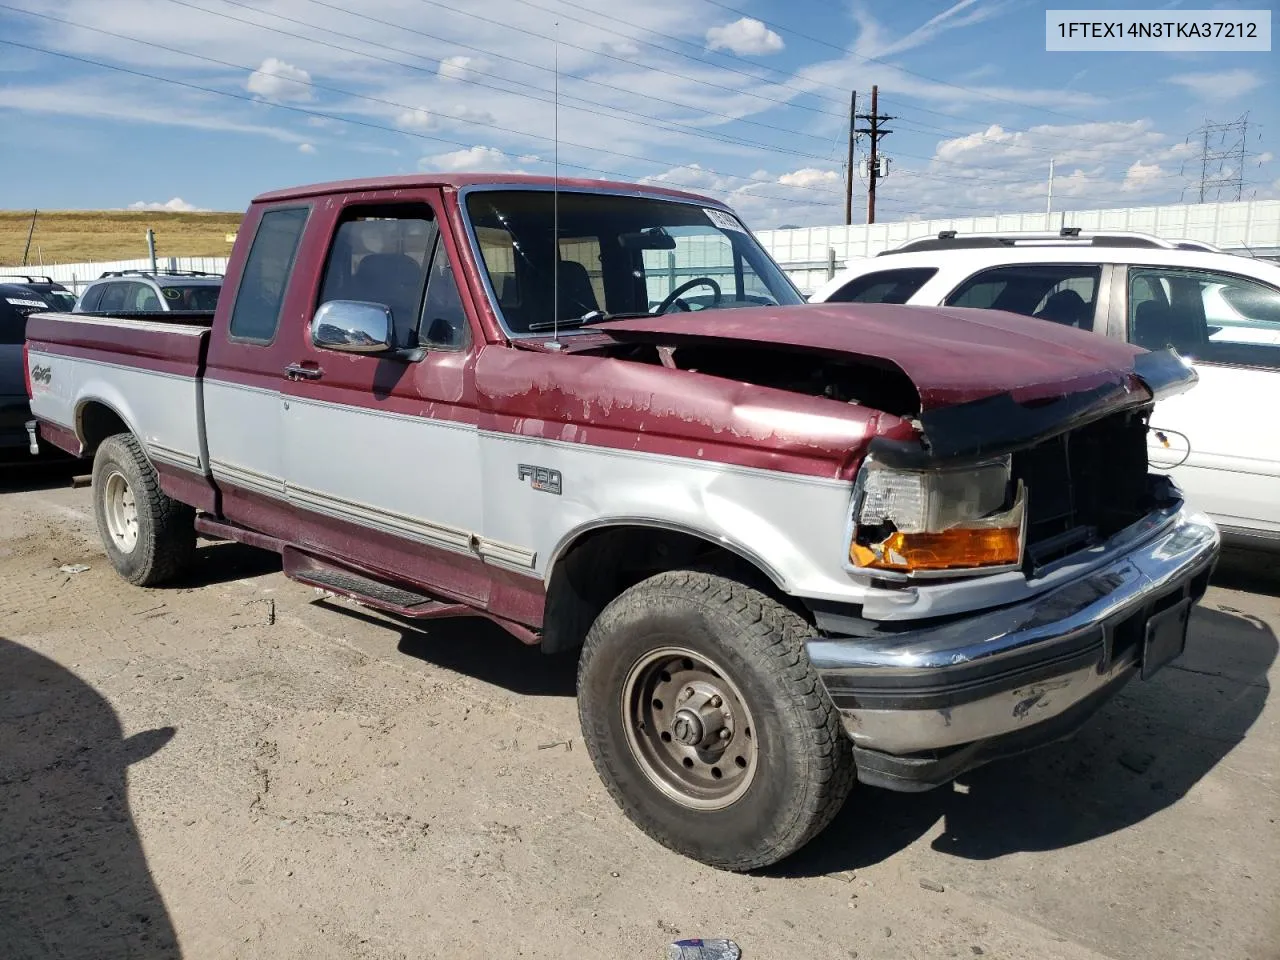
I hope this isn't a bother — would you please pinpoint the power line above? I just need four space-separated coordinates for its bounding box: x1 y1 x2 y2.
515 0 1120 164
2 6 1070 196
3 1 840 174
0 37 841 208
496 0 844 108
407 0 845 120
288 0 840 148
694 0 1103 125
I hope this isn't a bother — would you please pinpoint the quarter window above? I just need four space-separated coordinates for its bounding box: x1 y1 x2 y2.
97 282 129 313
133 283 162 311
78 285 104 312
1127 268 1280 368
229 206 310 343
418 238 470 350
945 264 1101 331
826 268 937 304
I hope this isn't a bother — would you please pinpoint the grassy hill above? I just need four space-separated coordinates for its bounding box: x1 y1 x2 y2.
0 210 244 266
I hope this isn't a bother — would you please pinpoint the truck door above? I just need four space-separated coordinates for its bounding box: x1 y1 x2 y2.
203 204 313 539
278 191 490 603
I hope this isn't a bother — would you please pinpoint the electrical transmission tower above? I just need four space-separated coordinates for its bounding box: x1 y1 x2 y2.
1186 113 1250 203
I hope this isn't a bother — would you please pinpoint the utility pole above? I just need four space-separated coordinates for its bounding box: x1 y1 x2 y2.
855 85 893 225
1046 158 1055 217
146 228 158 274
844 90 857 226
21 209 38 266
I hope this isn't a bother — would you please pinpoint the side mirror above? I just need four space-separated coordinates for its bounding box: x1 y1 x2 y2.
311 300 393 353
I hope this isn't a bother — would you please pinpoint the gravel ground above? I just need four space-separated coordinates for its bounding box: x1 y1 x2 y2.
2 462 1277 960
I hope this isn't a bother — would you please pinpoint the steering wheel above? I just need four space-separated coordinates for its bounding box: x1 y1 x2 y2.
656 277 722 314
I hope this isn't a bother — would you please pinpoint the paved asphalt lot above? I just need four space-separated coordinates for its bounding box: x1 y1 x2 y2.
1 460 1277 960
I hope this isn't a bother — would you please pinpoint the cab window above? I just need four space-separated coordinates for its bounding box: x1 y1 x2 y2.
229 206 310 343
318 205 437 349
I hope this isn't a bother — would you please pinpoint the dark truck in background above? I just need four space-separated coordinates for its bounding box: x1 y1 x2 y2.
24 174 1219 870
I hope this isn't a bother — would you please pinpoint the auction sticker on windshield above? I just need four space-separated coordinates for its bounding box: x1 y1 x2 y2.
703 208 745 233
1046 10 1271 51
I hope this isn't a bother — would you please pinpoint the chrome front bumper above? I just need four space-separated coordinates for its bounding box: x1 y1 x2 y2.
807 507 1220 789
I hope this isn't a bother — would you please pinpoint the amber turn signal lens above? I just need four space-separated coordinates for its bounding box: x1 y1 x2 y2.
850 526 1022 572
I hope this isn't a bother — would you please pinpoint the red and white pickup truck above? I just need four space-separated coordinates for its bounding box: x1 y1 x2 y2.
24 174 1220 870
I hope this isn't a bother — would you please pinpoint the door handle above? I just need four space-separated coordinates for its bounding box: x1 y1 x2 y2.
285 363 324 381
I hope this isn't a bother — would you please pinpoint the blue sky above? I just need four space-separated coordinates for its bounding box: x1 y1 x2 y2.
0 0 1275 227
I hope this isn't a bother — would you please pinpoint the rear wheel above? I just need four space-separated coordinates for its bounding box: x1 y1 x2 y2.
92 434 195 586
577 570 854 871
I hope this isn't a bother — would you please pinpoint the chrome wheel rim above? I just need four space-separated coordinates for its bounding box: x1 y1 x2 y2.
622 646 759 810
103 470 139 554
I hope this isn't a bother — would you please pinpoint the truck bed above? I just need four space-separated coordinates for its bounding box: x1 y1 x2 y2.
25 311 212 478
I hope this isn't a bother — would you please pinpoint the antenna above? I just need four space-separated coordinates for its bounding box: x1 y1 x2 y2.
551 21 561 347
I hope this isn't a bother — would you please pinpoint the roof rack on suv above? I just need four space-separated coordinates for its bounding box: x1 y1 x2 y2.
883 229 1220 255
0 274 56 284
97 269 223 279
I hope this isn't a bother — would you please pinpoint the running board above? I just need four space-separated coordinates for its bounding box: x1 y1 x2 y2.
283 547 471 620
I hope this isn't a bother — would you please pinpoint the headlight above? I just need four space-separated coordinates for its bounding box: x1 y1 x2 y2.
849 456 1025 574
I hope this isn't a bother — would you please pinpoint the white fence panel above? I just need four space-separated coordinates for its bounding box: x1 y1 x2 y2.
759 200 1280 295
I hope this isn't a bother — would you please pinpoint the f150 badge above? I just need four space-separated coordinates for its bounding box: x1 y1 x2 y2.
30 364 52 388
518 464 562 495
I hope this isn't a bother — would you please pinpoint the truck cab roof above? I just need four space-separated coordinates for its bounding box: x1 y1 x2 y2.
253 173 719 206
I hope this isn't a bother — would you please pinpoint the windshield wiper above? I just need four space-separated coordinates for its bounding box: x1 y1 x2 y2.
525 310 653 332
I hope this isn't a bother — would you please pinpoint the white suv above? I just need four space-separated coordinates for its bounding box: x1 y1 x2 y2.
74 270 222 314
811 231 1280 548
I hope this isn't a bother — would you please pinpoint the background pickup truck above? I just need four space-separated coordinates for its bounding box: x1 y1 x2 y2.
25 173 1220 871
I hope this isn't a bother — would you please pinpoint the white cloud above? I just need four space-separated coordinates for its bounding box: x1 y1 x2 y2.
1167 69 1263 101
298 142 316 155
0 82 310 144
126 198 209 212
426 145 510 171
396 108 433 131
1122 161 1162 191
438 56 478 81
1258 152 1275 165
445 104 496 126
792 5 1103 115
866 0 1009 58
778 168 840 189
705 18 784 55
246 57 313 102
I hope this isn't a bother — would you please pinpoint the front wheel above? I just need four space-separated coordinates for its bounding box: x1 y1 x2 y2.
92 433 195 586
577 570 854 871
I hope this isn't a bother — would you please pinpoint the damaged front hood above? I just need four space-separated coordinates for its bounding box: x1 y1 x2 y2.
593 302 1171 409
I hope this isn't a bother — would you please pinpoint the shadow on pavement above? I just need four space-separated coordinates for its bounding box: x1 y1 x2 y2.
1212 545 1280 599
314 598 578 698
0 456 85 494
175 539 283 588
777 603 1275 876
0 637 180 959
